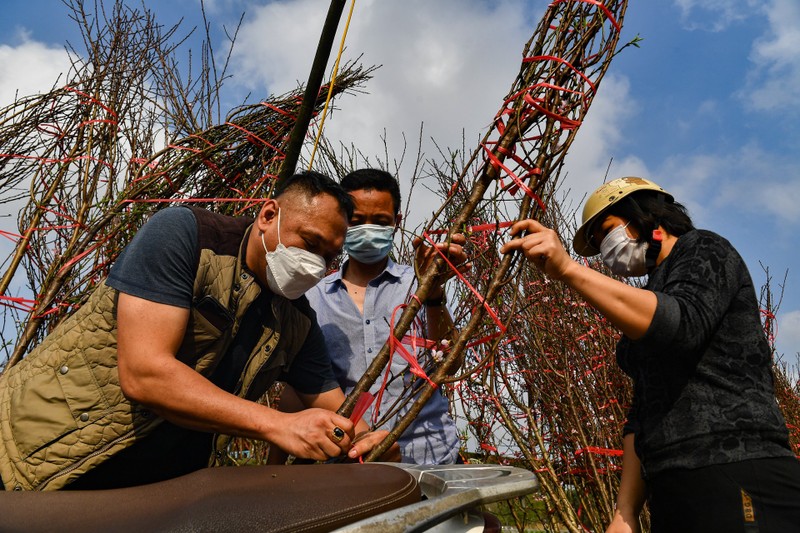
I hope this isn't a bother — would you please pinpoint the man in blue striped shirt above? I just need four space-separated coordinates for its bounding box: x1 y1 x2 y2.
306 168 468 464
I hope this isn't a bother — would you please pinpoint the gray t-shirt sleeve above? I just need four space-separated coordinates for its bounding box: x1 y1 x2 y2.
107 207 198 308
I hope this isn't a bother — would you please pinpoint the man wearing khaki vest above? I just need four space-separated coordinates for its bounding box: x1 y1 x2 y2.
0 171 396 491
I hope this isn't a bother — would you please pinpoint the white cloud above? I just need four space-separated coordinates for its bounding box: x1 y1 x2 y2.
321 0 539 167
217 0 800 244
656 152 724 222
656 143 800 226
560 74 650 215
776 309 800 361
0 33 72 236
748 179 800 225
673 0 760 31
0 32 71 105
227 0 670 232
230 0 542 226
742 0 800 112
201 0 248 14
230 0 328 90
674 0 800 112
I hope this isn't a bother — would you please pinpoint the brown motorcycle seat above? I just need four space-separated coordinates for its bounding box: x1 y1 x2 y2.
0 463 421 532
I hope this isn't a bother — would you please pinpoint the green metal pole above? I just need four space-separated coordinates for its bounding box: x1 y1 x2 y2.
275 0 347 189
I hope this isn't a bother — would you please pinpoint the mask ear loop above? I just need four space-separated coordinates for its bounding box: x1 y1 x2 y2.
644 194 666 271
645 230 662 271
275 207 282 246
585 217 603 253
261 207 283 252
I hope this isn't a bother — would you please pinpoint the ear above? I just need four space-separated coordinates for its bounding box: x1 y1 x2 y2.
395 213 403 227
256 199 279 235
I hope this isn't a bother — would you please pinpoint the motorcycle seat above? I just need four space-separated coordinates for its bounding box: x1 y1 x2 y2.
0 463 421 532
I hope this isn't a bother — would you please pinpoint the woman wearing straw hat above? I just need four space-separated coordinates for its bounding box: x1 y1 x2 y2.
502 177 800 532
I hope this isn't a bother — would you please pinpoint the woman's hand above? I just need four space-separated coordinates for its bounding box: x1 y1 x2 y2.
500 219 575 280
500 219 657 338
606 510 640 533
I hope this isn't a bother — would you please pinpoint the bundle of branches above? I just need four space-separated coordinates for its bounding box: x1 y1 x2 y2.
0 0 372 370
454 241 800 533
448 192 642 532
759 271 800 456
774 363 800 456
338 0 632 463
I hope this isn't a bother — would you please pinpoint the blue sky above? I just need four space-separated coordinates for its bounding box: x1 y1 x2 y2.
1 0 798 362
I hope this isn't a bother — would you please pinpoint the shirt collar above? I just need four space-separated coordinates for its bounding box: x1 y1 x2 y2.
321 257 403 293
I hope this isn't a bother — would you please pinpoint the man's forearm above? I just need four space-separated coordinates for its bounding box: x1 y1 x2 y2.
425 301 455 343
424 301 465 375
124 353 282 440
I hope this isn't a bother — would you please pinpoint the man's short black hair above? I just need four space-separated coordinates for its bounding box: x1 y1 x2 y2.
340 169 402 215
275 171 354 219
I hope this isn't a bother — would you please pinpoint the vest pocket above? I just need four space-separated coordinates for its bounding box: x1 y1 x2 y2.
10 353 111 459
177 299 233 371
194 295 234 333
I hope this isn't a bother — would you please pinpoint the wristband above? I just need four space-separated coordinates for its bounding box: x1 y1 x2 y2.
424 294 447 307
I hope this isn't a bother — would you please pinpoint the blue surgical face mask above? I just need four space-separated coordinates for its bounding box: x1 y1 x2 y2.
343 224 395 264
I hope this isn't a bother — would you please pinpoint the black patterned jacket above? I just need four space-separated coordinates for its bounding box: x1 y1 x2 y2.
618 230 793 477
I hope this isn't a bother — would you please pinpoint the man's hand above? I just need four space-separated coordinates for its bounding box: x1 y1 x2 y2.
270 410 402 463
413 233 471 298
347 430 402 462
271 408 357 461
288 388 400 462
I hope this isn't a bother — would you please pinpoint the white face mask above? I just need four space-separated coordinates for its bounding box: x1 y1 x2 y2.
343 224 394 264
600 223 648 277
261 208 326 299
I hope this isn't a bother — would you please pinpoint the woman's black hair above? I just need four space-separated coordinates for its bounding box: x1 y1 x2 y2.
603 190 695 243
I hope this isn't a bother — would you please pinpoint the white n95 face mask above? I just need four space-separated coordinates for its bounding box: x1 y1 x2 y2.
600 223 648 277
261 208 326 299
343 224 394 264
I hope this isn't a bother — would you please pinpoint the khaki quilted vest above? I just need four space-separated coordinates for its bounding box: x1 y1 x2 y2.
0 208 310 490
